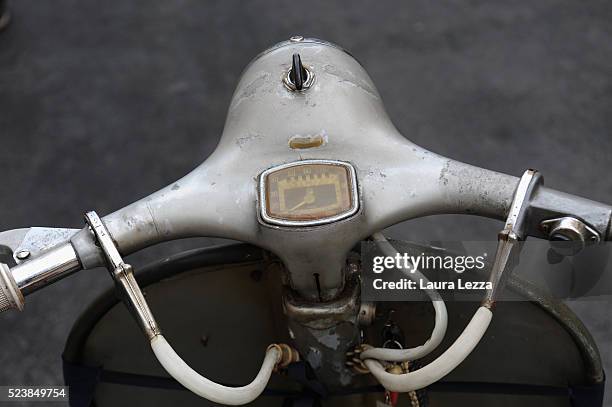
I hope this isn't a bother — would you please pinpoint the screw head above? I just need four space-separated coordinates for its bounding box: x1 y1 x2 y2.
16 250 30 260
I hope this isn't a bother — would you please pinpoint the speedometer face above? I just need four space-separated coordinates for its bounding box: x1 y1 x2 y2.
259 160 359 226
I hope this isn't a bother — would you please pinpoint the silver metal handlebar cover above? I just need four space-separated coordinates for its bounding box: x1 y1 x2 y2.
81 38 519 300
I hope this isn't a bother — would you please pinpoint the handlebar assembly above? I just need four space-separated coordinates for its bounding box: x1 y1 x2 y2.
0 38 610 404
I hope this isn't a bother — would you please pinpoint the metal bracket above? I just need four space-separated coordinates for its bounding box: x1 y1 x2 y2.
84 211 161 340
483 169 541 306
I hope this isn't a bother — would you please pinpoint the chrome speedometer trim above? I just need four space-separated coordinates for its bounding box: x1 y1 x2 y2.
258 159 359 227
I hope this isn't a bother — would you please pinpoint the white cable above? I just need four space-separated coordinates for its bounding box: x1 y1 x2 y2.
360 300 448 362
363 306 492 392
360 233 448 362
151 335 280 405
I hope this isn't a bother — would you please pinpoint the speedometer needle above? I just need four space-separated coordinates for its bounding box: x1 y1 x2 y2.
289 188 316 211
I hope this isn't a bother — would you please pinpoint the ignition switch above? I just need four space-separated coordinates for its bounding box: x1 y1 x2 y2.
283 53 315 91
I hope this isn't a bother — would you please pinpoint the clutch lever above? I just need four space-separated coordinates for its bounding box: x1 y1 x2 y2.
83 211 161 339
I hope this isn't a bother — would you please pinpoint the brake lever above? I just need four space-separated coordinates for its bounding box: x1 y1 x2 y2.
482 169 541 306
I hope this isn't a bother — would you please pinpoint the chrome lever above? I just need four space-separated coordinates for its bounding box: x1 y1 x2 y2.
84 211 161 339
483 169 542 307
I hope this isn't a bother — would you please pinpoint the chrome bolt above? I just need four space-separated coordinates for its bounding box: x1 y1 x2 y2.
290 35 304 42
540 216 601 257
16 250 30 260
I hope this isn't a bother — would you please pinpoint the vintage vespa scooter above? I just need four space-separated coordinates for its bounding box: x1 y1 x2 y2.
0 37 610 406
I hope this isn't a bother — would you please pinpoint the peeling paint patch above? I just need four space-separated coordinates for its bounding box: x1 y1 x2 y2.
306 347 322 369
338 368 353 386
439 160 451 186
236 133 263 148
318 332 341 350
230 72 271 110
322 64 378 98
240 73 270 99
367 168 387 179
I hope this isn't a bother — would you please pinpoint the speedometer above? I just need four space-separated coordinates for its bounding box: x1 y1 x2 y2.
259 160 359 226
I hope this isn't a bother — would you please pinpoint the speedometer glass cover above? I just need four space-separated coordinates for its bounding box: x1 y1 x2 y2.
259 160 359 226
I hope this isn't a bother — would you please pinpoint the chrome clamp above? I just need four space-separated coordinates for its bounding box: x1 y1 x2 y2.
84 211 161 339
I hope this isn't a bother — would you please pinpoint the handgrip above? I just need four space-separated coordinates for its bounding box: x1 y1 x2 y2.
0 263 24 313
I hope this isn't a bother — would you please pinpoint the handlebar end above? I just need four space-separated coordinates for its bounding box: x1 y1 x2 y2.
0 263 24 313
